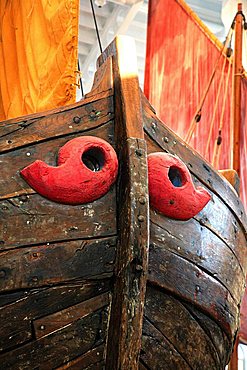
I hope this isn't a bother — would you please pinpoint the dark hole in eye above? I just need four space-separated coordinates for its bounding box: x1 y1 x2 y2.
168 166 184 187
82 147 105 172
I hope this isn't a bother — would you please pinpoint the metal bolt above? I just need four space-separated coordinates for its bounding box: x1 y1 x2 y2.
135 149 143 157
73 116 81 124
136 264 143 272
163 137 169 143
138 215 145 222
40 325 45 330
138 196 146 205
0 270 6 278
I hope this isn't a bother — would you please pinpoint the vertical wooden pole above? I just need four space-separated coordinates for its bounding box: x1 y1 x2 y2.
229 336 239 370
232 3 243 175
97 36 149 370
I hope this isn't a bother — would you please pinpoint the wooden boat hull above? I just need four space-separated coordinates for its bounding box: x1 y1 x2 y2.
0 37 246 369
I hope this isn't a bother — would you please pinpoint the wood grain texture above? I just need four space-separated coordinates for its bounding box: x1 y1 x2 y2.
141 318 191 370
102 37 149 370
0 118 115 199
0 307 109 370
0 191 116 249
0 237 116 292
85 57 113 99
34 292 110 338
0 95 113 153
144 286 220 369
148 242 238 338
146 133 247 276
142 92 247 233
151 209 245 301
55 345 105 370
0 281 110 353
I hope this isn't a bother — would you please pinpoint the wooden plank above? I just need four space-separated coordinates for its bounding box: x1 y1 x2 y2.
148 243 238 338
85 56 113 99
101 37 149 370
183 301 232 365
145 133 247 275
144 286 220 369
141 318 191 370
0 307 109 369
34 292 110 338
0 120 115 199
0 95 114 153
0 237 116 292
106 138 149 370
55 345 104 370
0 281 110 352
151 209 245 302
0 191 116 249
142 92 247 233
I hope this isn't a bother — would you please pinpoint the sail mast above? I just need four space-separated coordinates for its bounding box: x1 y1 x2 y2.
232 3 244 175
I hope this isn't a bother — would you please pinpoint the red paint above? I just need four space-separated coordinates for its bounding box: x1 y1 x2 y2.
21 136 118 204
148 153 211 220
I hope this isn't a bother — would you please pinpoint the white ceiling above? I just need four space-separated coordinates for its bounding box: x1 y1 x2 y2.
78 0 227 95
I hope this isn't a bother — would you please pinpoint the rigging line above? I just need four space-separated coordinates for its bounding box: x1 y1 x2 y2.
185 26 234 144
212 54 233 168
204 55 227 157
90 0 103 54
77 60 84 97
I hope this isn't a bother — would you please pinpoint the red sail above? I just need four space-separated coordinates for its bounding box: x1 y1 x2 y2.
144 0 247 208
145 0 247 342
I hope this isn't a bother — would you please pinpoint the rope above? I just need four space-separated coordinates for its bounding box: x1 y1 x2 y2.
185 26 234 144
204 55 227 157
77 60 84 96
90 0 103 54
212 53 233 168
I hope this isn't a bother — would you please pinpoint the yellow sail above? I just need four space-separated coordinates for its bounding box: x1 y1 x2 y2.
0 0 79 120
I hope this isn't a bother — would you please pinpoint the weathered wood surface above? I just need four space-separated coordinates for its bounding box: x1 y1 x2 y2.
148 242 238 337
144 113 247 340
183 301 232 365
141 318 191 370
0 281 110 353
0 117 115 199
55 345 105 370
34 292 110 338
98 37 149 370
0 237 116 292
0 307 109 370
144 286 222 369
151 209 245 301
142 92 247 233
0 193 116 248
146 134 247 274
85 57 113 99
0 95 113 154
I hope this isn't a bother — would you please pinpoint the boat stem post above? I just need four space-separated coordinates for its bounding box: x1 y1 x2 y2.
229 335 239 370
232 3 243 175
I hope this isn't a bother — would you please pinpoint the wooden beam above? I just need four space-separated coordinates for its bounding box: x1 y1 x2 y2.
99 36 149 370
232 3 243 175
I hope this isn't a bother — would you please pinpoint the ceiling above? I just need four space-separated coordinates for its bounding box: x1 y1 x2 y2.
78 0 227 95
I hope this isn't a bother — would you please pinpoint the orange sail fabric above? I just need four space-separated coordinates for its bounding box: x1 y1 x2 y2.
0 0 79 121
144 0 247 209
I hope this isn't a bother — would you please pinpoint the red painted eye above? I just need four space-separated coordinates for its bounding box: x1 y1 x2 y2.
148 152 211 220
21 136 118 205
